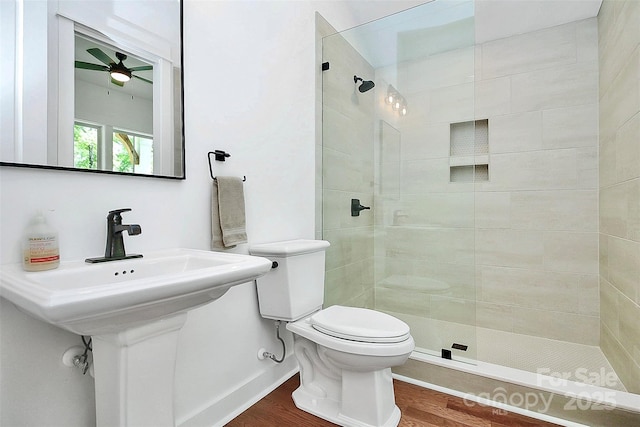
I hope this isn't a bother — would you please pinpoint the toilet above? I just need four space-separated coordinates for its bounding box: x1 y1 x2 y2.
249 239 415 427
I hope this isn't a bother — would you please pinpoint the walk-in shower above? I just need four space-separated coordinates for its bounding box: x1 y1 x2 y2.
318 0 640 425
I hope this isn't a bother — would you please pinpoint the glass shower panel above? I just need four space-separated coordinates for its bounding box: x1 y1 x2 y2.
321 0 477 363
321 21 377 310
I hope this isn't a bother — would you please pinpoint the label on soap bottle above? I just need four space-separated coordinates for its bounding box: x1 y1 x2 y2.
22 211 60 271
24 236 60 271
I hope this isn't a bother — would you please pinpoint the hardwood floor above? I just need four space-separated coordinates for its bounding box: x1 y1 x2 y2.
226 374 562 426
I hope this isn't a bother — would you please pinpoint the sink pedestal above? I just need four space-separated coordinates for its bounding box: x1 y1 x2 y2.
91 313 188 427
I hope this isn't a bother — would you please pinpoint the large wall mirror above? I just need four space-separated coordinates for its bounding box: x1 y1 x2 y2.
0 0 184 179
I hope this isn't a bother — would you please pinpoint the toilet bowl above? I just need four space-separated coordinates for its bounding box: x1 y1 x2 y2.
249 240 415 427
287 306 414 427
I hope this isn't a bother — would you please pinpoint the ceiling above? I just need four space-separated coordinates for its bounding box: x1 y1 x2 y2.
474 0 603 43
338 0 603 69
343 0 603 44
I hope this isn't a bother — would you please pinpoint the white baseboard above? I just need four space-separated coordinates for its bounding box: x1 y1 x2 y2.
178 357 298 427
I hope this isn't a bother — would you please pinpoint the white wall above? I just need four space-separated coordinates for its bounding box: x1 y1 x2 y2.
0 1 409 426
75 80 153 135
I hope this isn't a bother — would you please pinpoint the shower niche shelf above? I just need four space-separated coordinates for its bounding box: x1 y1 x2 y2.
449 119 489 183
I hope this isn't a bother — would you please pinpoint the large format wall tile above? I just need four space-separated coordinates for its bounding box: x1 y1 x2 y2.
394 193 475 228
474 192 511 229
542 104 599 150
476 229 545 269
401 158 455 194
601 180 640 241
385 226 474 265
427 82 475 124
616 114 640 184
511 60 598 114
607 236 640 302
509 190 598 232
322 29 376 309
512 307 599 345
481 22 578 80
384 18 600 347
487 149 580 191
599 0 640 392
599 48 640 144
474 76 511 118
400 122 450 160
542 231 598 275
401 46 475 94
598 0 640 96
324 227 374 271
619 292 640 366
601 323 640 394
490 111 542 154
323 146 373 193
325 257 374 307
477 266 581 313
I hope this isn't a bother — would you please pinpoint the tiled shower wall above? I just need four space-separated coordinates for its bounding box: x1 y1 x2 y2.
598 0 640 393
319 1 638 394
474 19 599 345
321 28 376 308
377 18 600 347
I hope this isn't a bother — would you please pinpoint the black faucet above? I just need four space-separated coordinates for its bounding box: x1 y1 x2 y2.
86 208 143 263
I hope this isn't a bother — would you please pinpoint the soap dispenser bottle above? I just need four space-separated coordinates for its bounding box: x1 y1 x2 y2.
22 211 60 271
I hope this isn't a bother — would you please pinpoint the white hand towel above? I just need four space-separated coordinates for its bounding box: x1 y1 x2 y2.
211 176 247 249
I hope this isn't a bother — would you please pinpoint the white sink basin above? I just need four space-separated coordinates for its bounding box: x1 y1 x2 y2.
0 248 272 335
2 247 273 426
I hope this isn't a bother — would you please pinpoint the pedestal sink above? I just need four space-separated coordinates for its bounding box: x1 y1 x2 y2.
0 248 272 426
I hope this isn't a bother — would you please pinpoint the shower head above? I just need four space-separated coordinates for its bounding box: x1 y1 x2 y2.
354 75 375 93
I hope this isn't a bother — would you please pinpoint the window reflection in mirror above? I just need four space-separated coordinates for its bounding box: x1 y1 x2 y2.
73 123 99 170
112 131 153 174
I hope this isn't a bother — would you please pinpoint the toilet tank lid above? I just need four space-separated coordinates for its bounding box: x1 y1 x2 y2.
249 239 330 256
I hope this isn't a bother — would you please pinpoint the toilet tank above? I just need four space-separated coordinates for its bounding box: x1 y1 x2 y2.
249 239 330 321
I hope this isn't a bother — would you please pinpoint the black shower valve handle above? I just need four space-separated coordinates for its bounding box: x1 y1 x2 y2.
351 199 371 216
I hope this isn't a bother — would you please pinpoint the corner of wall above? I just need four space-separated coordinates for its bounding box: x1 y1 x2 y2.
597 0 640 393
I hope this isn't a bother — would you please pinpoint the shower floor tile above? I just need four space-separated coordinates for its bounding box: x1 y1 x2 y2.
384 311 627 392
476 327 627 392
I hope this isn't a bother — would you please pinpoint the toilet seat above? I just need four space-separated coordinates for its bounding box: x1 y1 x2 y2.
287 314 415 357
310 305 410 343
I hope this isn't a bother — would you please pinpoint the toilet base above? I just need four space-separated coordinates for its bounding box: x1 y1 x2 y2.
291 386 401 427
290 334 403 427
286 312 413 427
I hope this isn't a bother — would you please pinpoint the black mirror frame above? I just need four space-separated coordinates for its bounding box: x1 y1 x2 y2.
0 0 186 180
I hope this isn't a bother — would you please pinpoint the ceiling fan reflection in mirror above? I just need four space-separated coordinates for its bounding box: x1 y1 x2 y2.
75 48 153 87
